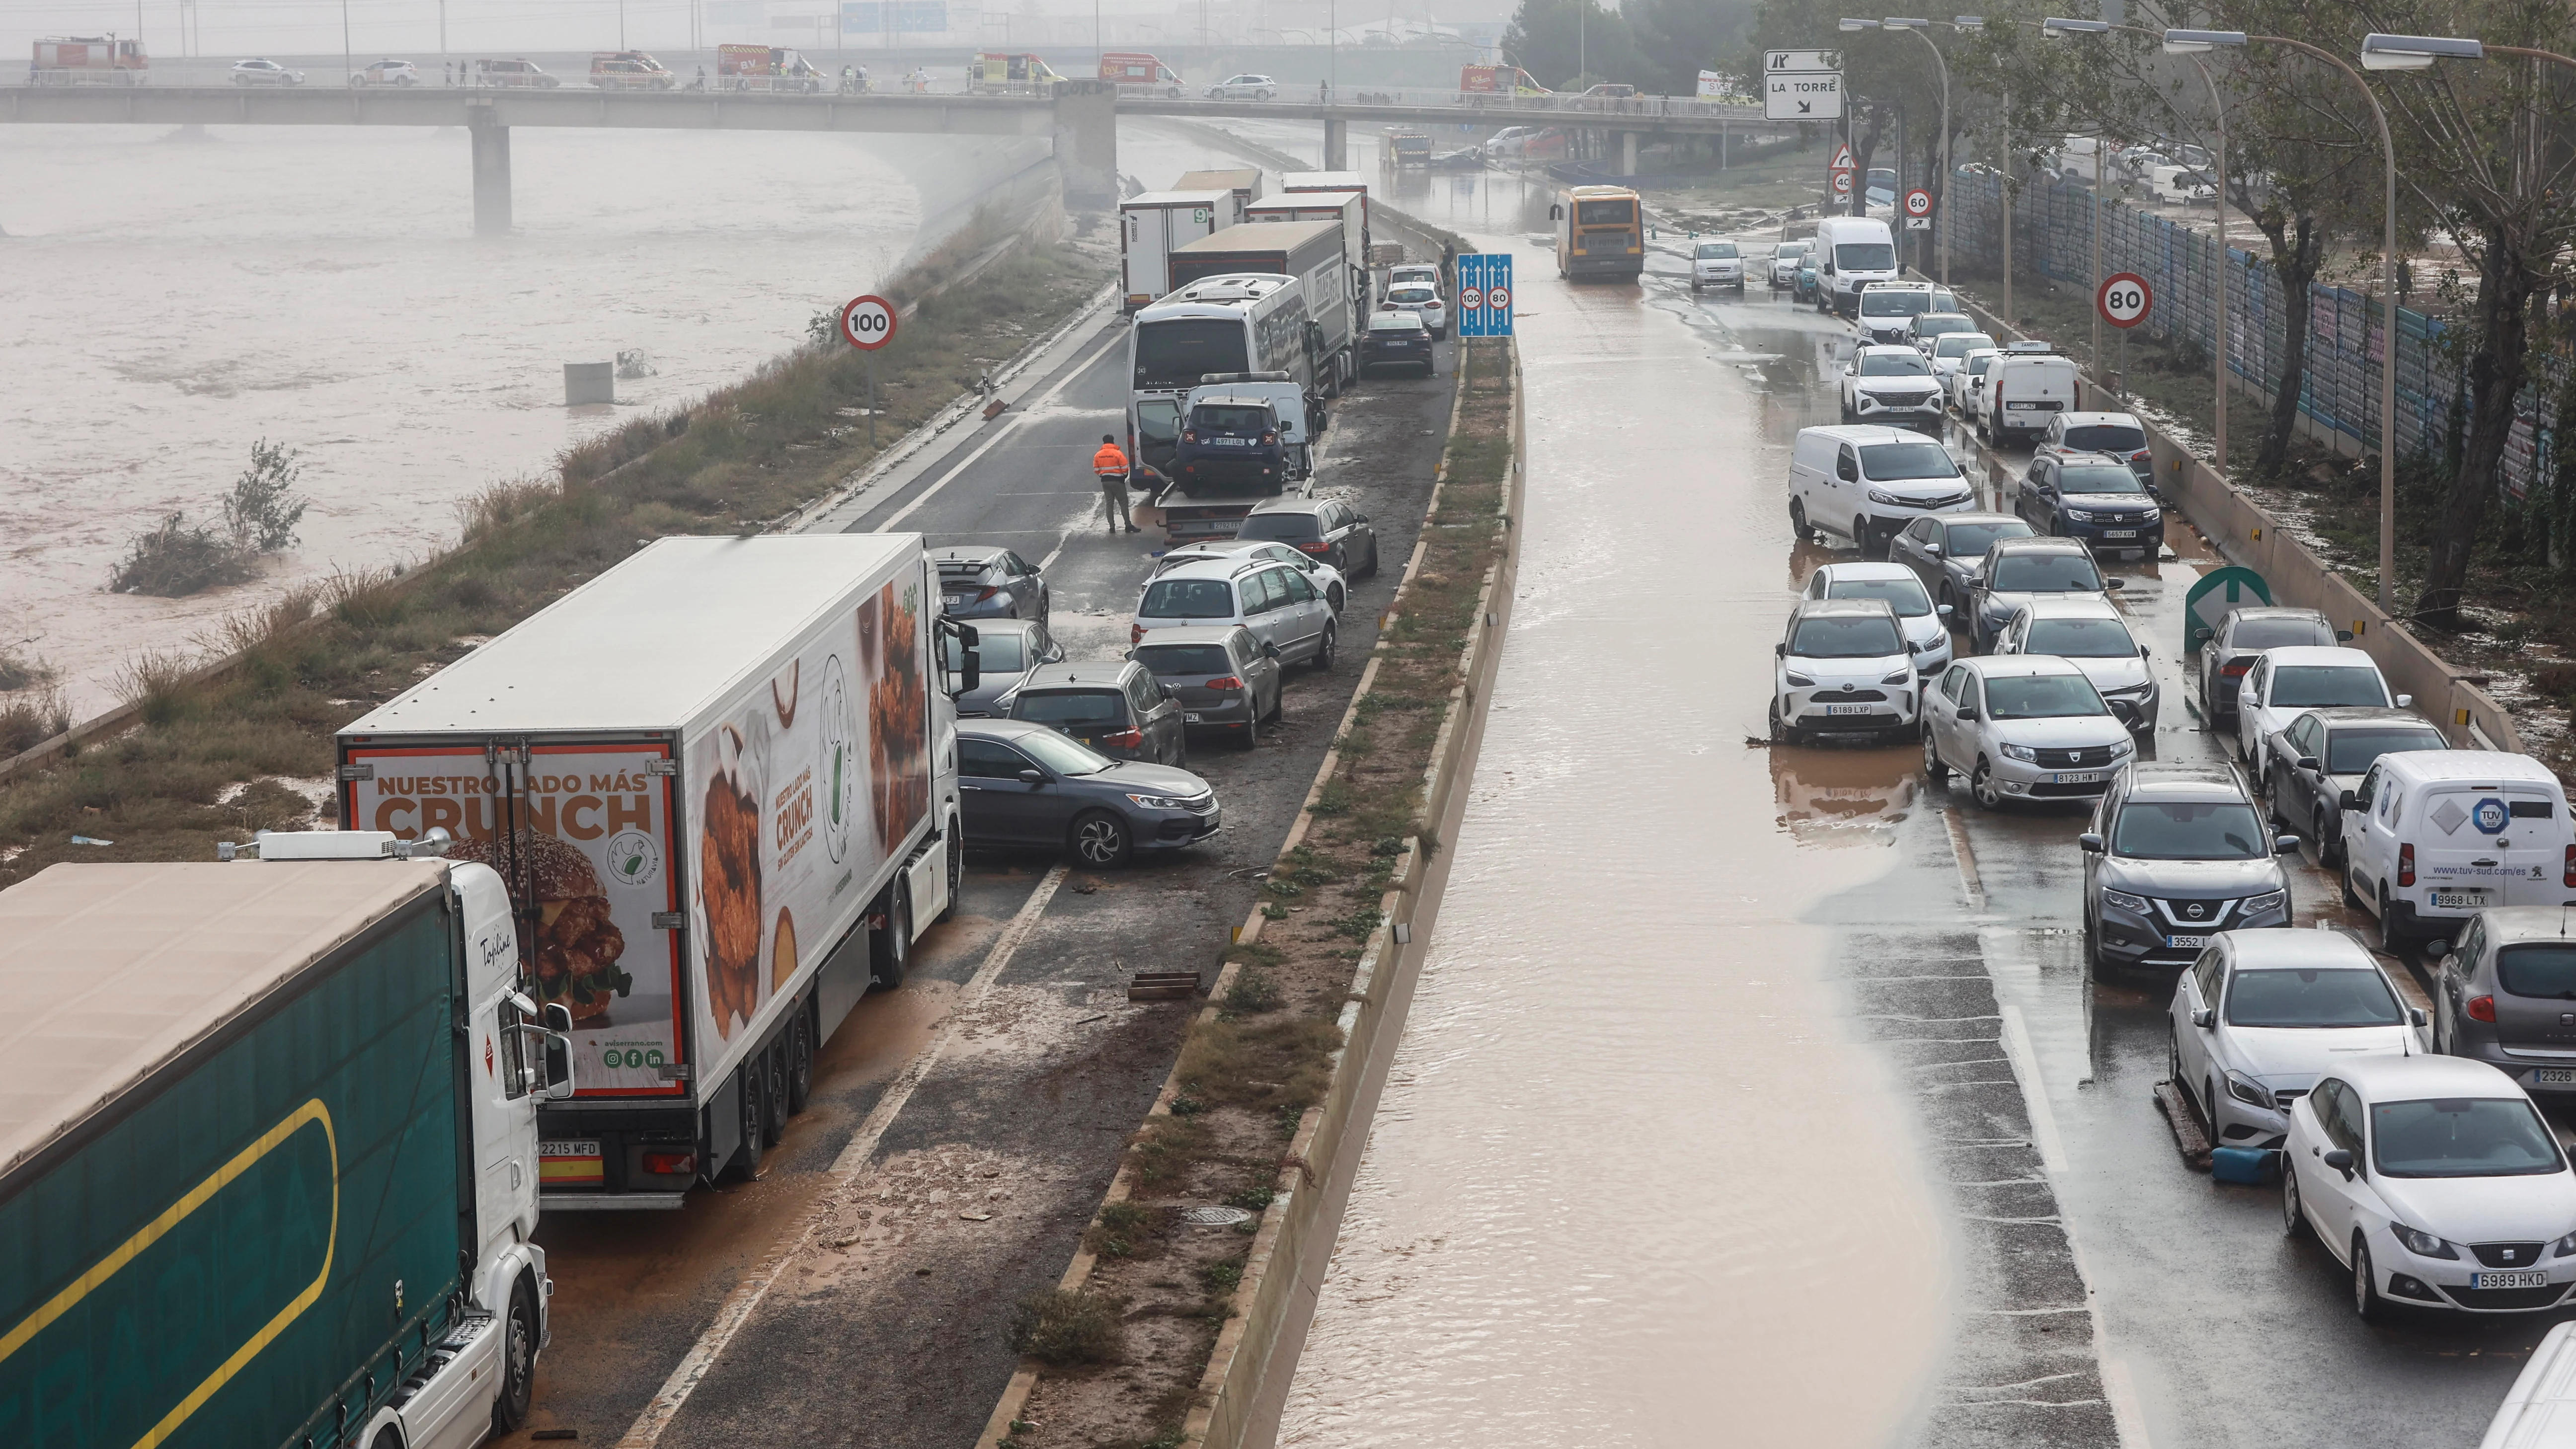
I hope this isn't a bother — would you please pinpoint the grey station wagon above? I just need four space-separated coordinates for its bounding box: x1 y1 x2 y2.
1005 660 1187 767
1131 624 1283 748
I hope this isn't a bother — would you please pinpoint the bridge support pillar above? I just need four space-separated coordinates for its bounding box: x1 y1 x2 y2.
1052 80 1118 208
1323 117 1348 171
1621 131 1639 178
468 107 511 236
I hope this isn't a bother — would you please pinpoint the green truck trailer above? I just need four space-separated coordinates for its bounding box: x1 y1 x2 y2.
0 837 573 1449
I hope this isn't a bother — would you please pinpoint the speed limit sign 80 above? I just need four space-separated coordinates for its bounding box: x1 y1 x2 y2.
840 294 898 350
2098 272 2152 329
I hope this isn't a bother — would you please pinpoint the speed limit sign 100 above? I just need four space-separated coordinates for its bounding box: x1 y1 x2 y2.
840 294 897 351
2098 272 2152 329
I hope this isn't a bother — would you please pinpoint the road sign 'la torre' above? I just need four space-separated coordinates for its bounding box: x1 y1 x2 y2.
1765 49 1843 120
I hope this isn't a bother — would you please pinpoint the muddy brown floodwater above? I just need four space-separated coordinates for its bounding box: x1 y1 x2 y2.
1273 218 1951 1448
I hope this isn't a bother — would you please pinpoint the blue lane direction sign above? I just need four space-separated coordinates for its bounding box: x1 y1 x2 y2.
1456 253 1513 337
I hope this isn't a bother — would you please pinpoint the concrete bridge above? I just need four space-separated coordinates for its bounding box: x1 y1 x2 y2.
0 80 1790 233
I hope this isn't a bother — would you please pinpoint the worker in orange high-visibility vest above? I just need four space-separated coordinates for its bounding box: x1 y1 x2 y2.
1093 435 1137 534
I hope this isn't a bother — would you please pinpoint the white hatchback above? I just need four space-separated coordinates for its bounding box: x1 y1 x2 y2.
1204 73 1277 99
2284 1054 2576 1319
1382 284 1448 338
2236 645 2403 780
1799 561 1953 678
2170 929 2423 1151
1770 598 1920 745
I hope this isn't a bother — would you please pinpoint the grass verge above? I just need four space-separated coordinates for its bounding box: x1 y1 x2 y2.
1003 337 1516 1449
0 216 1112 884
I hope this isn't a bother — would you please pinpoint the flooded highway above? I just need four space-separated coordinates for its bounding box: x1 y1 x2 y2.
1264 150 2563 1449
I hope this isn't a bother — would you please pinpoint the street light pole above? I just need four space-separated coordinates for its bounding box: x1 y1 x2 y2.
1843 18 1984 285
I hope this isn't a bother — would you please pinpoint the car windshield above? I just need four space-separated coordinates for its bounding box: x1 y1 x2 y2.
2111 800 2265 859
2058 466 2150 496
2064 424 2147 453
1778 242 1811 258
1014 728 1113 776
1790 615 1904 659
1695 242 1738 258
1859 352 1932 377
1915 316 1973 336
1012 688 1126 727
1836 243 1898 271
1134 319 1248 389
2271 665 2389 708
1193 405 1270 431
1985 673 2109 719
2025 616 2135 657
1237 513 1320 542
1141 578 1236 618
1964 355 1998 376
1935 333 1995 359
2498 945 2576 1000
2326 727 2447 774
1576 199 1636 225
943 631 1027 673
2228 968 2404 1027
1827 576 1933 617
2372 1098 2566 1178
1989 553 2104 592
2231 616 2332 650
1136 643 1234 676
1858 442 1957 481
1860 289 1930 316
1944 520 2031 556
1389 286 1437 304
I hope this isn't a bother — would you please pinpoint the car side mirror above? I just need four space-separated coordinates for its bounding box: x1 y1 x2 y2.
543 1030 576 1100
2138 642 2152 656
1958 706 1980 722
2322 1147 2355 1178
2338 788 2360 811
2104 578 2125 590
1548 203 1563 220
1017 768 1044 785
2078 832 2104 853
2337 629 2354 641
2395 693 2413 707
2274 835 2302 853
2410 1007 2431 1028
1937 603 1954 617
2189 625 2213 648
2296 756 2321 772
544 1002 574 1033
2191 1008 2215 1030
1925 543 1945 558
2424 939 2452 962
1263 641 1282 659
1775 642 1787 657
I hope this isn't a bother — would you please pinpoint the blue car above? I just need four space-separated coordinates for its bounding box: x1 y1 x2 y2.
1173 392 1290 493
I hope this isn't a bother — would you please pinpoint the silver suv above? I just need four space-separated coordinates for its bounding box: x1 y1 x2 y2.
2080 762 2296 975
2434 909 2576 1090
1770 598 1919 745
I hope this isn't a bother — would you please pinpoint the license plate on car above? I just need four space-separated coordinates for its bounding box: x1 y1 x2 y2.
2432 891 2489 909
2534 1069 2576 1085
2103 529 2138 538
540 1140 604 1187
2168 934 2211 950
1823 704 1879 716
1183 712 1203 723
2051 771 2104 785
1214 437 1249 446
2476 1271 2553 1290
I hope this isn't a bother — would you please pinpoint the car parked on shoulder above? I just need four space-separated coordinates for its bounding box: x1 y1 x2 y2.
1887 509 2035 619
1204 73 1278 99
2432 909 2576 1093
2234 646 2402 781
955 719 1219 867
1800 561 1953 678
1992 594 2158 732
1004 660 1188 766
1855 281 1951 347
1794 252 1822 305
1149 538 1347 612
2282 1055 2576 1320
1133 555 1339 669
2480 1318 2576 1443
1926 330 1996 385
2081 761 2295 973
1965 535 2121 654
1787 425 1976 558
1839 345 1946 431
945 617 1064 718
1770 598 1921 746
1382 284 1449 337
1237 496 1379 579
1360 310 1435 377
2035 410 2156 486
2168 929 2420 1148
1908 311 1979 352
231 57 305 85
1130 624 1283 749
1387 262 1442 293
2015 451 2166 558
1690 238 1746 293
2196 606 2344 729
353 58 419 85
932 544 1049 623
2264 707 2449 861
2342 751 2576 951
1770 239 1813 289
1952 347 2002 424
1922 654 2133 809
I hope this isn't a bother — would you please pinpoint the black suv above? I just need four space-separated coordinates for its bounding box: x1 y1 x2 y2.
2193 606 2344 729
2014 451 2165 558
1174 393 1289 492
1360 310 1434 377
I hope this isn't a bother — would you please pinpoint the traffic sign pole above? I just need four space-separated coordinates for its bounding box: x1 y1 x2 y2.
840 293 897 449
2097 272 2150 404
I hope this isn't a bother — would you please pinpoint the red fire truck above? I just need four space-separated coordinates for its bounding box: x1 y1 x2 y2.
30 35 147 85
717 43 823 93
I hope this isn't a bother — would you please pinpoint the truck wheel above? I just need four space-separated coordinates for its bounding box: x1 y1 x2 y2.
492 1278 538 1432
761 1040 790 1140
784 1006 814 1115
939 830 962 923
869 881 912 989
730 1064 767 1181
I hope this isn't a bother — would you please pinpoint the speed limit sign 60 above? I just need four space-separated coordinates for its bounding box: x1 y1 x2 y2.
840 294 898 350
2098 272 2152 329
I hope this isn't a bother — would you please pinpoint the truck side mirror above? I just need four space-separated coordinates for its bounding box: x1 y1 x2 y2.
1549 203 1563 220
544 1002 574 1033
543 1032 576 1100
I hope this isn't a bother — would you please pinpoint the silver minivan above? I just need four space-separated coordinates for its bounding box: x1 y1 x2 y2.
1132 557 1338 670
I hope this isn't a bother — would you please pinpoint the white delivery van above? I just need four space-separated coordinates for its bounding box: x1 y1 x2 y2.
1787 424 1979 557
1812 215 1899 319
1980 343 2082 447
2343 751 2576 949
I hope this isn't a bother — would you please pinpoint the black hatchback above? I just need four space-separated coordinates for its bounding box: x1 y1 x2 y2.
1360 310 1434 377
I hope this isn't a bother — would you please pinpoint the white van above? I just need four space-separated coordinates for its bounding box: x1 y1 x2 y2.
1813 216 1899 319
2481 1319 2576 1449
1787 425 1978 557
2342 751 2576 949
1979 344 2082 447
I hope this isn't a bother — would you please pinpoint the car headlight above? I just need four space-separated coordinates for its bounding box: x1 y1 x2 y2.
2242 889 2288 916
1881 669 1913 686
2225 1070 2274 1108
1866 488 1916 506
2108 736 2136 757
2103 888 2150 914
2000 743 2038 762
1785 671 1816 687
2063 508 2098 523
1125 792 1189 809
2553 1230 2576 1259
2138 508 2162 522
2392 1223 2461 1260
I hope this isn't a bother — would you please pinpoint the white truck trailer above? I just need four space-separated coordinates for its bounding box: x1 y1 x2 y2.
336 534 967 1208
1120 189 1237 314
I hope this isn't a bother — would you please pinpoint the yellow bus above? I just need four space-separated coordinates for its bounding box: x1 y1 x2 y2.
1552 184 1644 281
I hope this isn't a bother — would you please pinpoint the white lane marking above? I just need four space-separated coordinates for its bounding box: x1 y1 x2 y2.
615 862 1071 1449
1037 529 1076 574
874 331 1127 531
1996 1002 2067 1176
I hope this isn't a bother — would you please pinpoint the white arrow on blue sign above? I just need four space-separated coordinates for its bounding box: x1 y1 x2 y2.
1456 253 1513 337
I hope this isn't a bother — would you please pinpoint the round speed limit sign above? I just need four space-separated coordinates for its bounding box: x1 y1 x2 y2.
840 294 898 350
1458 288 1483 310
2097 272 2152 329
1486 285 1510 312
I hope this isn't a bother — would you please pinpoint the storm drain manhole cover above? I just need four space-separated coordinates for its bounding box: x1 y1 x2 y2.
1179 1206 1254 1227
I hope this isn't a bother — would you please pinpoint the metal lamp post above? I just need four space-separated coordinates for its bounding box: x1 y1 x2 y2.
1842 17 1983 284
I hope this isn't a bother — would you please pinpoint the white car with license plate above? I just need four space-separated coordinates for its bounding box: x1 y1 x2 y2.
1921 654 2134 809
2344 751 2576 950
1769 598 1920 745
1690 239 1746 293
1381 284 1447 338
2283 1055 2576 1319
1839 345 1946 430
1800 561 1953 679
1926 331 1996 387
2235 645 2402 782
1770 240 1813 288
1952 347 2002 422
2169 930 2421 1151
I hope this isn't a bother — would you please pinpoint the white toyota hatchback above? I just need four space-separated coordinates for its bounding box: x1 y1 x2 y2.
2284 1055 2576 1319
1770 598 1920 746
